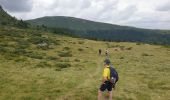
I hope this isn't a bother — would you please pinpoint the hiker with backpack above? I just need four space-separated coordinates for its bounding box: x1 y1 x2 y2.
99 49 102 55
98 59 118 100
105 49 109 57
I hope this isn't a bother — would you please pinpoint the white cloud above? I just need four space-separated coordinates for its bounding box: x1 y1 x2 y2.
0 0 32 12
156 1 170 11
0 0 170 29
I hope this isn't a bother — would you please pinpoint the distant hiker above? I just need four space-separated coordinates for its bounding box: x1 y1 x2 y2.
98 59 119 100
105 49 109 57
99 49 102 55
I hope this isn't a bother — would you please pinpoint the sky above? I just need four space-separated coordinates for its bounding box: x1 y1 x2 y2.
0 0 170 29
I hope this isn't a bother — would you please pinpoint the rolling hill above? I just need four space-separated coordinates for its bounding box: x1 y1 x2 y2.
0 5 170 100
0 5 29 28
27 16 131 30
27 16 170 45
0 5 17 26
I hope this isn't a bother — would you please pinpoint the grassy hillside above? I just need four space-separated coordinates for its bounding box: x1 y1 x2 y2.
0 6 29 28
0 5 17 26
0 26 170 100
27 16 170 45
0 6 170 100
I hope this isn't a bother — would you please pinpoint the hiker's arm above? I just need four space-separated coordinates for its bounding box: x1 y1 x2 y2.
102 77 107 84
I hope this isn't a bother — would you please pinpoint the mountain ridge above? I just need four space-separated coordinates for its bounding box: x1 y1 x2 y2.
0 6 170 45
27 16 170 45
26 16 146 31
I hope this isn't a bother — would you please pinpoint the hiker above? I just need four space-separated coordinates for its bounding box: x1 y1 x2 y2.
99 49 102 55
105 49 109 57
98 59 118 100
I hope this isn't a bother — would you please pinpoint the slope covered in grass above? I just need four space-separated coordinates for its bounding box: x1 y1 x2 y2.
0 26 170 100
0 6 29 28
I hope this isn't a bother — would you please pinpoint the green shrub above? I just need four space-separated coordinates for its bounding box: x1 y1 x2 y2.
25 51 45 59
0 42 8 47
55 63 71 69
4 51 19 60
1 21 7 25
74 64 84 70
136 43 142 45
0 46 8 54
16 40 30 49
148 81 166 90
119 46 125 49
72 42 76 44
106 44 117 48
0 30 23 37
55 68 61 71
14 57 27 62
28 36 59 46
27 53 43 59
28 36 50 44
63 58 70 62
58 51 72 57
115 45 120 47
16 20 29 28
75 58 80 62
163 45 170 48
142 53 153 56
35 61 51 68
126 47 132 50
46 56 59 61
13 48 27 55
78 41 84 44
78 48 83 51
63 47 70 50
120 57 124 59
8 48 45 59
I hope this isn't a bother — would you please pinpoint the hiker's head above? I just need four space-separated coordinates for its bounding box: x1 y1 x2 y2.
104 59 110 66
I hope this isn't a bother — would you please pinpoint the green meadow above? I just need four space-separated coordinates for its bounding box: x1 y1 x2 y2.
0 26 170 100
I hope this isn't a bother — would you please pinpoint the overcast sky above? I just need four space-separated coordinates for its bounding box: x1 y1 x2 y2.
0 0 170 29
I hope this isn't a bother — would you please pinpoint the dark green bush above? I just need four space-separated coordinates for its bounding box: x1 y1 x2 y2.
126 47 132 50
16 40 30 49
14 57 27 62
107 44 118 48
63 47 70 50
0 30 22 37
28 36 59 46
1 21 7 25
13 48 27 55
136 43 142 45
55 63 71 69
75 58 80 62
46 56 59 60
25 52 44 59
118 46 125 50
0 46 8 54
163 45 170 48
120 57 124 59
78 41 84 44
61 58 70 62
58 51 72 57
142 53 153 56
16 20 29 28
28 36 50 44
78 48 83 51
0 42 8 47
35 61 51 68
